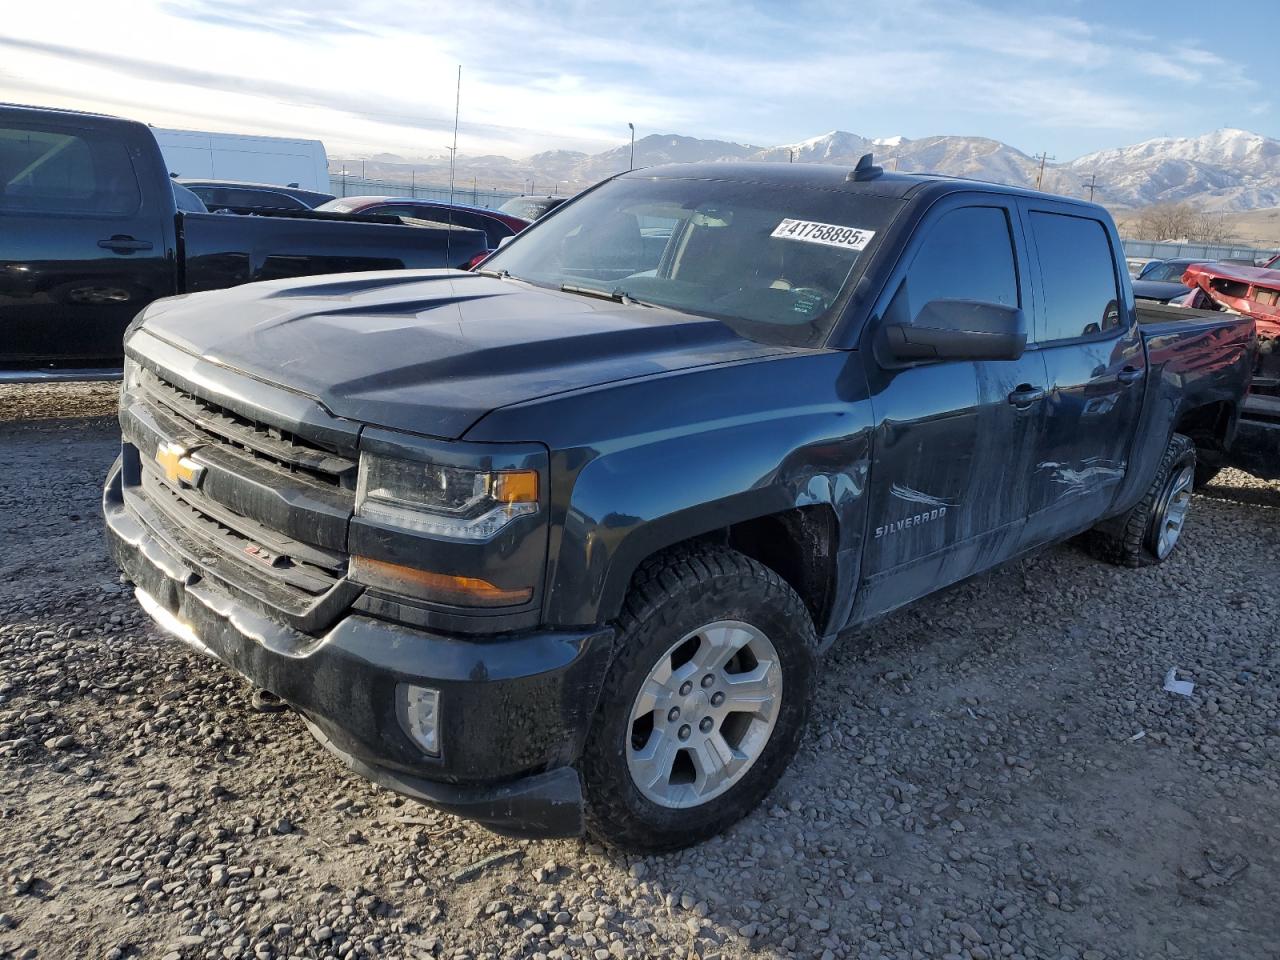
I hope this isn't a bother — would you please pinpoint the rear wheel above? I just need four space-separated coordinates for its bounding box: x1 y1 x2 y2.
1086 433 1196 567
580 545 815 852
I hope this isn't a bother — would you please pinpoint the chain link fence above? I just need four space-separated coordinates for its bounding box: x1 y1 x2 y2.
1121 239 1279 263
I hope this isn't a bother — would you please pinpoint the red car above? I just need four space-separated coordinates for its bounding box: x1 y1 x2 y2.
315 196 530 266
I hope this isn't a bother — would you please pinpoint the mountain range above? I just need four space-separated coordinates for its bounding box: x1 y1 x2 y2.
335 128 1280 212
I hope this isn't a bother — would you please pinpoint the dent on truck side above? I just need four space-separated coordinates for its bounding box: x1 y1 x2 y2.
464 351 874 637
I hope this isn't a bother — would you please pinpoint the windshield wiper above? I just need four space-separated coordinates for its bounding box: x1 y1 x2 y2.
474 268 511 279
559 283 653 307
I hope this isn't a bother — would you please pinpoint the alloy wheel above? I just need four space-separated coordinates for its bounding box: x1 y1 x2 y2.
625 620 782 809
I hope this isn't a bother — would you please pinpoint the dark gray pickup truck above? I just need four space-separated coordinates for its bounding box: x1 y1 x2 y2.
104 160 1255 851
0 103 486 367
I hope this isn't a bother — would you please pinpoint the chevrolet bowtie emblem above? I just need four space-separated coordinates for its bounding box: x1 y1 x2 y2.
155 442 205 488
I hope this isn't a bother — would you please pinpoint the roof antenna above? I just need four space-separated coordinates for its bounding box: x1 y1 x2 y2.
848 153 883 182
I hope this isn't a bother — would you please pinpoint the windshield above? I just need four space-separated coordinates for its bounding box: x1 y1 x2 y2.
480 175 901 346
1143 261 1199 283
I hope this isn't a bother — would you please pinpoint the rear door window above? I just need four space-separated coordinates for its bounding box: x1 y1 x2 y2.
0 122 141 215
1029 212 1121 341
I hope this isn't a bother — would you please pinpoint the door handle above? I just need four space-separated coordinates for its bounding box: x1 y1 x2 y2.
1117 366 1143 384
98 236 153 252
1007 384 1047 407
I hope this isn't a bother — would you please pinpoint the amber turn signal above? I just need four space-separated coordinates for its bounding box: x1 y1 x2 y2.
492 470 538 504
350 555 533 607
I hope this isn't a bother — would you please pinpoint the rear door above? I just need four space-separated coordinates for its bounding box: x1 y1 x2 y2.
0 117 171 363
1017 202 1146 546
852 195 1050 621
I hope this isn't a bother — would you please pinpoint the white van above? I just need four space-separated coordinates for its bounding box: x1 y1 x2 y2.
153 128 329 193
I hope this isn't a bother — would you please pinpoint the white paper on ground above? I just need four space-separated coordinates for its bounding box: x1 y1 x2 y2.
1163 667 1195 696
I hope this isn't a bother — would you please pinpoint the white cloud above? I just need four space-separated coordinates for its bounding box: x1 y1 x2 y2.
0 0 1269 162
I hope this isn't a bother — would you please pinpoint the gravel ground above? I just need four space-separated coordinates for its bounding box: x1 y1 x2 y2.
1 383 1278 960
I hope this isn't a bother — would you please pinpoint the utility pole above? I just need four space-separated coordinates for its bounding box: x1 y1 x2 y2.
361 159 366 181
1086 172 1100 202
1034 152 1055 191
788 148 794 163
411 168 415 198
628 122 635 171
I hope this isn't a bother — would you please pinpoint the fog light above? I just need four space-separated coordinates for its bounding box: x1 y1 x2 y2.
397 683 441 756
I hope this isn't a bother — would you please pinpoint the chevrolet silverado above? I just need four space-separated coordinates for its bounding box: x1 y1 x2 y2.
104 159 1255 851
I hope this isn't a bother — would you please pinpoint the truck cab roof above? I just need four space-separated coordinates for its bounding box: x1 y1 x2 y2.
628 161 1109 214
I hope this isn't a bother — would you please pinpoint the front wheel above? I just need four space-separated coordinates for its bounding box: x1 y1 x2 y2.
580 545 816 852
1086 432 1196 567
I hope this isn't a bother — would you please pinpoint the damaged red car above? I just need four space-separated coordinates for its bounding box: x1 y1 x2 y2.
1177 261 1280 480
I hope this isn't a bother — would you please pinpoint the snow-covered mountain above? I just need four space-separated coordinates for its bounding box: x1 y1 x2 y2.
1066 129 1280 210
334 127 1280 212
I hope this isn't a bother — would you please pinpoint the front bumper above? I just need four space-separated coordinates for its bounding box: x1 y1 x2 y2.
103 457 613 838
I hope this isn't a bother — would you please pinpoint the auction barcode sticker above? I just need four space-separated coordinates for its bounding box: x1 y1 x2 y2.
771 219 875 251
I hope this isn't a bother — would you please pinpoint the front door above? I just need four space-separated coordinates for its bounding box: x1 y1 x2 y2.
0 117 170 364
1018 203 1146 546
851 197 1049 623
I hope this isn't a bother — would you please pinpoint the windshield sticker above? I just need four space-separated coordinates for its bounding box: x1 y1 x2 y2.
771 219 875 251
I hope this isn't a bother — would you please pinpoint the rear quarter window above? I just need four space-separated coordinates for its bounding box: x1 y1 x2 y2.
0 122 141 216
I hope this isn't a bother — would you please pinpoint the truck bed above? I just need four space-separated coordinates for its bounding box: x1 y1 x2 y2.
1135 300 1229 328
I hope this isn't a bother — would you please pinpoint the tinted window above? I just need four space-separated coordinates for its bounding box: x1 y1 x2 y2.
205 188 306 210
900 206 1018 316
1031 212 1121 341
0 123 141 215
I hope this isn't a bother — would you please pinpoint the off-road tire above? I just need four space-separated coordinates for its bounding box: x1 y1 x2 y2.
1086 432 1196 567
580 545 817 852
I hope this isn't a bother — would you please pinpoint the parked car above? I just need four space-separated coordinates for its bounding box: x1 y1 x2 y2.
1169 261 1280 482
170 180 207 213
1126 257 1157 278
178 179 335 212
104 160 1255 851
0 104 487 366
498 195 568 221
315 196 530 251
1131 258 1212 302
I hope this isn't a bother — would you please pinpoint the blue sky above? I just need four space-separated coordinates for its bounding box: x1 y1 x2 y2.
1 0 1273 160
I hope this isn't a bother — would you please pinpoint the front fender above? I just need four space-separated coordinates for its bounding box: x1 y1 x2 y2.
467 351 874 633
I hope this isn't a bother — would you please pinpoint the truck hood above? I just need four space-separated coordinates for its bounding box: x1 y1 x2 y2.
136 270 791 438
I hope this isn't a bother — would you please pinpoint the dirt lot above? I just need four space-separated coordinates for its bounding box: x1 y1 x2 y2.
1 383 1278 960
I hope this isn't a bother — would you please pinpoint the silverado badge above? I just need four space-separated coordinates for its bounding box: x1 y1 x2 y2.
155 442 205 488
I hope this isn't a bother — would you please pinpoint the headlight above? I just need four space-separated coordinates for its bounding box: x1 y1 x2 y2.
356 454 539 541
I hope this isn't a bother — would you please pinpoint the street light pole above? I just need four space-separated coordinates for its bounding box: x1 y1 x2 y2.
628 122 635 171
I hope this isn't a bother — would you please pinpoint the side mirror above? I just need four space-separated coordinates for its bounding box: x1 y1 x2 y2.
880 299 1026 364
